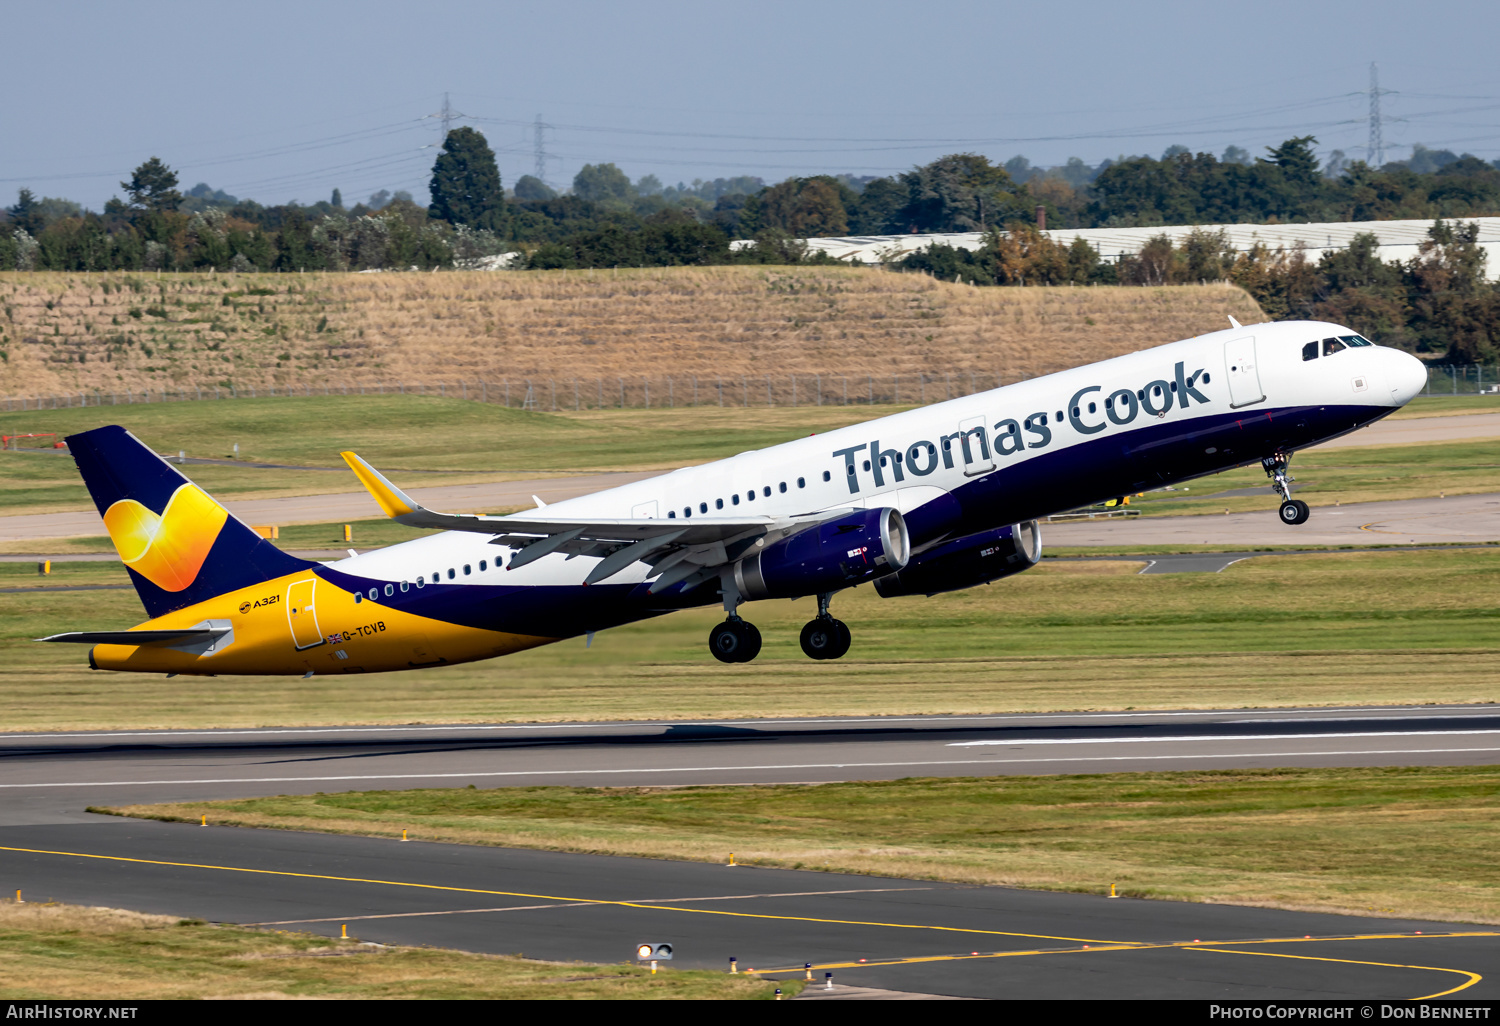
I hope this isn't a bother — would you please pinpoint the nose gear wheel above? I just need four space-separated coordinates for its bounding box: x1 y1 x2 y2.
1262 452 1310 525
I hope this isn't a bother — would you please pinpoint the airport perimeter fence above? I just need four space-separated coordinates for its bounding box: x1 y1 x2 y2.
2 364 1497 426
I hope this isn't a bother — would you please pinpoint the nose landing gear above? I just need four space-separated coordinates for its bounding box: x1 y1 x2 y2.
1263 452 1310 525
799 592 851 660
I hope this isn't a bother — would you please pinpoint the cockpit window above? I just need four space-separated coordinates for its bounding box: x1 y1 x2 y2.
1340 334 1374 347
1322 337 1347 356
1302 341 1319 361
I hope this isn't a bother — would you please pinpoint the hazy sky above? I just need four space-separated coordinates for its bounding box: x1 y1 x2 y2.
4 0 1498 210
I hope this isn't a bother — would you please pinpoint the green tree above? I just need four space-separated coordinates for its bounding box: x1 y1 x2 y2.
121 157 182 212
428 127 506 230
513 175 556 202
331 188 343 208
899 154 1018 233
754 177 851 237
7 189 45 236
1261 136 1320 188
572 163 633 205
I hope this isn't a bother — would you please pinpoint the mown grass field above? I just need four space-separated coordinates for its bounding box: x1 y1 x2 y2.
3 391 1497 522
4 547 1497 731
0 901 788 1000
0 396 899 516
105 766 1500 926
1124 435 1500 516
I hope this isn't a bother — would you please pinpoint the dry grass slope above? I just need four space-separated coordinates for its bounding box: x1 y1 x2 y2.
0 268 1265 397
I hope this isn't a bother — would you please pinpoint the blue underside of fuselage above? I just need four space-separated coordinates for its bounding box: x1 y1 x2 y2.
317 402 1393 639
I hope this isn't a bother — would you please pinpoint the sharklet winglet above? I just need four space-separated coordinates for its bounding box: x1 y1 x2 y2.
340 451 420 519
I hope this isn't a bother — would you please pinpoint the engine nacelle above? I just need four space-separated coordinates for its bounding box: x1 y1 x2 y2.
736 507 909 601
873 521 1041 598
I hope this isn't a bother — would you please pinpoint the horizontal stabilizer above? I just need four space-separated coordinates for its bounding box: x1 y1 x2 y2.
37 628 227 645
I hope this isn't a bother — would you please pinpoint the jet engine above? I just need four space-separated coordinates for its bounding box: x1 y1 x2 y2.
735 507 909 601
873 521 1041 598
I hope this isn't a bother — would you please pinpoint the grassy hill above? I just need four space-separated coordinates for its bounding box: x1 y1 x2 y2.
0 268 1265 398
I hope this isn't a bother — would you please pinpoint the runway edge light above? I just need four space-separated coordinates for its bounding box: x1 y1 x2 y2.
635 942 673 961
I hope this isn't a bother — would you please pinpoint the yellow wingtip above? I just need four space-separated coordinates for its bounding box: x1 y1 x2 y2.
340 450 416 518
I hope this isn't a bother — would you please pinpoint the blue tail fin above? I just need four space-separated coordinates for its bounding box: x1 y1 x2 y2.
67 425 314 618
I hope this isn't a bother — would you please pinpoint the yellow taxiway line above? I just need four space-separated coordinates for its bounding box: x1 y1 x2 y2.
3 843 1489 999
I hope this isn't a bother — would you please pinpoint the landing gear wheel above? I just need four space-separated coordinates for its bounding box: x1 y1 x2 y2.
710 619 762 663
1279 499 1310 525
800 617 851 660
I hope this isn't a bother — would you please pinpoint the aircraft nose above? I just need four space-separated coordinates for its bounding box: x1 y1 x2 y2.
1386 349 1427 406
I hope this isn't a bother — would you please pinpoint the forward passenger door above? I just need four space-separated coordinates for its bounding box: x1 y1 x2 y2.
1224 336 1265 409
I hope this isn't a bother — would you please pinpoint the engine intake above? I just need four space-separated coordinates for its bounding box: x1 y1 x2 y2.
873 521 1041 598
736 507 908 601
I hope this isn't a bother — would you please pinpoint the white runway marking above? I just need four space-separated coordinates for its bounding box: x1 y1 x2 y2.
2 706 1489 741
947 729 1500 746
7 748 1499 788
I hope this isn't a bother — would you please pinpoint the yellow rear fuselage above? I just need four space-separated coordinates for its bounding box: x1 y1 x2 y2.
91 570 556 675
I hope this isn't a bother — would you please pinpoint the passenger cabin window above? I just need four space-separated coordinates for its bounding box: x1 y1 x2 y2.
354 592 362 603
779 481 787 493
746 490 754 501
823 470 831 481
715 498 724 510
683 507 691 518
699 502 708 514
479 560 487 571
797 477 806 488
731 494 740 505
1323 337 1346 357
763 486 771 497
384 584 394 596
368 588 378 600
400 581 409 592
1303 341 1319 361
463 564 471 576
447 568 455 580
416 576 425 588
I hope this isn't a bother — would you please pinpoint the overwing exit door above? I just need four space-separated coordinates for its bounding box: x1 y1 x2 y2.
957 416 995 476
1224 336 1265 409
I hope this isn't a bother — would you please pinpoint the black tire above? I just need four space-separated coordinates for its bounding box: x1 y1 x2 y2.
737 621 762 662
710 619 762 663
826 618 851 660
799 618 852 660
1279 499 1310 525
800 619 834 659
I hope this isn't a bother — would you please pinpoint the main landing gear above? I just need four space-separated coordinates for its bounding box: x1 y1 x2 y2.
708 581 852 664
1263 452 1310 525
709 617 761 663
710 570 763 664
799 592 851 661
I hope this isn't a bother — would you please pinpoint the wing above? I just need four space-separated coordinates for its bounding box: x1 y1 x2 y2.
340 451 853 590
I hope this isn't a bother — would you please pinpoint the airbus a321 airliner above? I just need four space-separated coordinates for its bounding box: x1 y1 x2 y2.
42 319 1425 674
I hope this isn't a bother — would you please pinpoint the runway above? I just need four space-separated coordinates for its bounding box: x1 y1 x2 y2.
1 705 1497 999
4 705 1500 818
